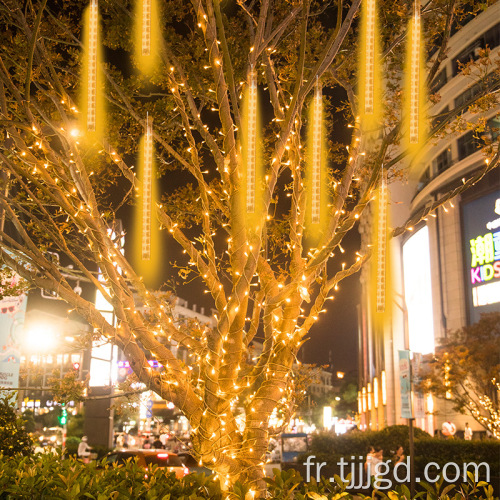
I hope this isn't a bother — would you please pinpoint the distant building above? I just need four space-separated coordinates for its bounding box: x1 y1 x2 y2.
358 5 500 436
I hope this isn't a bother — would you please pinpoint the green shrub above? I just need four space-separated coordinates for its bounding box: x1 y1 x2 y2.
414 438 500 474
0 395 33 457
308 425 498 468
0 453 497 499
64 436 80 457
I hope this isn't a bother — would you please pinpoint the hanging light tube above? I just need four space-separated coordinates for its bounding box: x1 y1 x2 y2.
364 0 376 114
311 80 322 224
409 0 421 144
142 0 151 56
376 166 387 312
246 67 257 214
87 0 98 132
142 115 153 260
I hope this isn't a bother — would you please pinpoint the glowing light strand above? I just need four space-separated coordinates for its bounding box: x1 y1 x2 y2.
365 0 376 114
376 166 387 312
409 0 421 144
142 115 153 260
142 0 151 56
87 0 98 132
311 80 322 224
246 67 257 214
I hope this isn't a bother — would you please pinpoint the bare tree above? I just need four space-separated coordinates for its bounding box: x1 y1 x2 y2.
0 0 498 493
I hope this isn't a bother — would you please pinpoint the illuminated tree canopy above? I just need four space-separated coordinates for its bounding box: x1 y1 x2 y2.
0 0 499 493
422 312 500 439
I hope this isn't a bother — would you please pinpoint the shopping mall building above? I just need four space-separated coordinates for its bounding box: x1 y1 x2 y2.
357 4 500 437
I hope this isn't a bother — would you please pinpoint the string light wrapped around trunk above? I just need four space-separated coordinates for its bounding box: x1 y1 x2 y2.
376 166 388 312
142 0 151 56
142 115 153 260
87 0 98 131
311 79 322 225
246 67 257 214
364 0 376 114
409 0 421 144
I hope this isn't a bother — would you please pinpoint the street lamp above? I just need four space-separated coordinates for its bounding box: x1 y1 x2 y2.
23 323 59 353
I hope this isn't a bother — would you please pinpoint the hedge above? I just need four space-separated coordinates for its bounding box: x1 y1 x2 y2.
307 425 500 472
0 452 497 499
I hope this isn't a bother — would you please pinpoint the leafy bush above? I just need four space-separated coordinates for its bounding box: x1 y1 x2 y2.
0 453 497 499
64 436 81 457
414 438 500 474
308 425 498 468
0 395 33 456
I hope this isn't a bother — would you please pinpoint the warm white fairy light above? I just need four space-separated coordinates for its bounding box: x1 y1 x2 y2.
246 67 257 213
376 166 387 312
311 79 322 224
409 0 421 144
87 0 98 132
365 0 376 114
142 115 153 260
142 0 151 56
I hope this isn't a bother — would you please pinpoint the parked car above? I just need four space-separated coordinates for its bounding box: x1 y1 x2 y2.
104 449 189 479
177 451 213 475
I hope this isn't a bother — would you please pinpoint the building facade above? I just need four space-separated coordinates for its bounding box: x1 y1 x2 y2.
358 5 500 437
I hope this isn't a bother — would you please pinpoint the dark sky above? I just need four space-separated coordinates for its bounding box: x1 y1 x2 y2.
300 231 360 373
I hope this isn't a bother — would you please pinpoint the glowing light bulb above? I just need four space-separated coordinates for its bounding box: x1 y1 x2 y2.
311 80 322 224
246 67 257 213
142 115 153 260
409 0 421 144
142 0 151 56
376 167 387 312
87 0 98 132
364 0 376 114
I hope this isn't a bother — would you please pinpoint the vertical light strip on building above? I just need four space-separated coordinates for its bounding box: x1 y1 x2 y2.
142 0 151 56
364 0 376 114
87 0 98 132
409 0 421 144
246 67 257 214
376 167 388 312
311 80 322 224
381 370 387 405
142 115 153 260
373 376 379 408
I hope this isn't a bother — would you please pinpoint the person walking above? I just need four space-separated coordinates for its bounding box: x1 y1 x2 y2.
77 436 92 463
464 423 473 441
364 445 375 475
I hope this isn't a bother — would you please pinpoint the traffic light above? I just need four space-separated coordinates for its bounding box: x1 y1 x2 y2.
58 406 68 426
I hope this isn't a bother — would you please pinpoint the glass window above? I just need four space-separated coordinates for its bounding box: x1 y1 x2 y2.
433 148 452 174
452 22 500 76
417 168 431 193
453 40 481 76
431 68 447 93
431 106 449 131
457 131 483 160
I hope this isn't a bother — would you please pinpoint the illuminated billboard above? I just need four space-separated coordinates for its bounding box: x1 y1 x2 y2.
462 190 500 324
402 226 435 354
